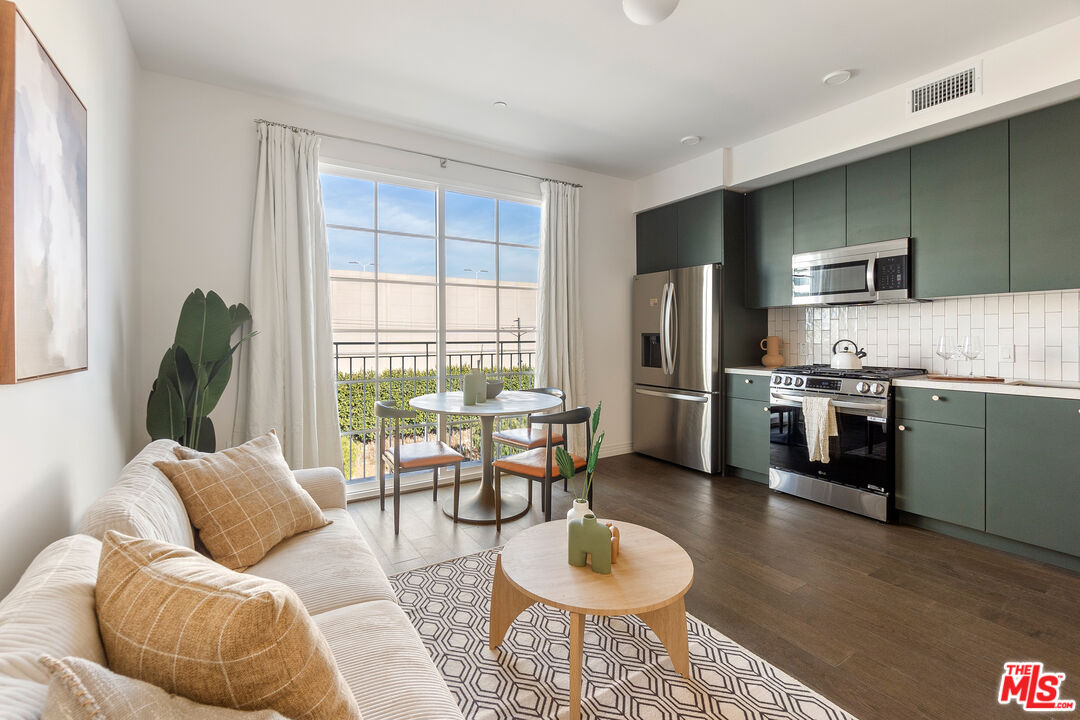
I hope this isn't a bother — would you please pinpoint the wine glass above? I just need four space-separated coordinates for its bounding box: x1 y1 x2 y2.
962 336 983 377
936 336 956 376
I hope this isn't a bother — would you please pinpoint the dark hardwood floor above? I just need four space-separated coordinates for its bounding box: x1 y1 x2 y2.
348 453 1080 720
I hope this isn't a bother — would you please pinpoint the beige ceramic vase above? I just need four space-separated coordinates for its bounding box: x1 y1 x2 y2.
760 336 784 368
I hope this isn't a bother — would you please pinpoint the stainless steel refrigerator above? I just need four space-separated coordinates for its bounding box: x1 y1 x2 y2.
632 264 722 473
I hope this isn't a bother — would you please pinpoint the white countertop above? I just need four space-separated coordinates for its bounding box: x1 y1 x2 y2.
892 377 1080 401
724 366 773 376
725 366 1080 400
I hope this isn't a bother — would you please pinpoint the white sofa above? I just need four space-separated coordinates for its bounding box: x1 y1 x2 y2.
0 440 464 720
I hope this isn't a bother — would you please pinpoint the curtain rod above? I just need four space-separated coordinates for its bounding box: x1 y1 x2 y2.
254 118 583 189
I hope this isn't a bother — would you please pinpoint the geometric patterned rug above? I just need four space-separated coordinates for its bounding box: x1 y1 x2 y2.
390 549 858 720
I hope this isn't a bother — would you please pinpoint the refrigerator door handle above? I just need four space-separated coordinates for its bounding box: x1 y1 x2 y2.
660 282 672 375
634 387 710 403
669 285 679 373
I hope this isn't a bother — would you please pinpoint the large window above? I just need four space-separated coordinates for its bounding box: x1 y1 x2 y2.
321 167 542 483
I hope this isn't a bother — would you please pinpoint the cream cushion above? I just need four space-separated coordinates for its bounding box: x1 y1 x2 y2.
95 531 361 720
246 508 396 614
77 439 195 549
316 600 463 720
40 655 289 719
0 536 106 720
155 431 329 570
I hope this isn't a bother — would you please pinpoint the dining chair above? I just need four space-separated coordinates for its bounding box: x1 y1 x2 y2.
492 387 569 489
375 400 464 534
492 405 592 532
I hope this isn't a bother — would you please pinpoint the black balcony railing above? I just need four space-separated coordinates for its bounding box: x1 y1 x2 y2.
334 340 536 483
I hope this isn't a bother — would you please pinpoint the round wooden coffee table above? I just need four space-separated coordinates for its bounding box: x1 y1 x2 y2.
489 520 694 720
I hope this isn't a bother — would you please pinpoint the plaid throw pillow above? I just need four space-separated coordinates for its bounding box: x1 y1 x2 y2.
155 430 329 570
95 531 361 720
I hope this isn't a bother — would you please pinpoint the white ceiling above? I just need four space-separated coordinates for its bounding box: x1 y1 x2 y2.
116 0 1080 179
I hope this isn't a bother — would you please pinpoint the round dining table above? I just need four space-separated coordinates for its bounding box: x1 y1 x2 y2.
410 390 562 525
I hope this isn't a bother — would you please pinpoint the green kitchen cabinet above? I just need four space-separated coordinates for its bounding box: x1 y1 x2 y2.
676 190 725 267
1010 97 1080 292
746 182 794 308
986 395 1080 557
794 167 846 253
846 148 911 246
636 205 678 274
895 418 985 530
726 396 770 476
910 121 1010 299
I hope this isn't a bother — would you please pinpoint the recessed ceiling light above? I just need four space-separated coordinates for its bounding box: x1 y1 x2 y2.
493 101 509 109
623 0 680 25
680 135 701 146
822 70 853 86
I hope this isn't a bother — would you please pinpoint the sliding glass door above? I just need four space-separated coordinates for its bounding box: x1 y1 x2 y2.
320 166 541 484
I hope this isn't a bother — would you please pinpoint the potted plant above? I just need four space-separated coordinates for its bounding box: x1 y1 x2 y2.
555 402 604 524
145 289 256 451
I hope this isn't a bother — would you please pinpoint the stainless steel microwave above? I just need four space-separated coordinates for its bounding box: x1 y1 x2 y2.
792 237 912 305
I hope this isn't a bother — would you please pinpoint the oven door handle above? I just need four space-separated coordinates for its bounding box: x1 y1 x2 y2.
770 393 886 415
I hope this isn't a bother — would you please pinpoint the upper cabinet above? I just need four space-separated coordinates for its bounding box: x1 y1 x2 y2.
1010 98 1080 293
676 191 726 268
910 122 1010 299
793 167 846 253
846 148 910 246
746 182 794 308
635 205 678 275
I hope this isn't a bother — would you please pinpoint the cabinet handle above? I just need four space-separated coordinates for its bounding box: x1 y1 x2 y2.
931 395 941 402
745 378 752 384
898 425 907 432
763 406 770 413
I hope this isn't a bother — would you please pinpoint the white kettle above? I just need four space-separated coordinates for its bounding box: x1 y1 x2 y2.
831 339 867 370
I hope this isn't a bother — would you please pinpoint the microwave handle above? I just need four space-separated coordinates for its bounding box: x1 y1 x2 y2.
866 258 877 295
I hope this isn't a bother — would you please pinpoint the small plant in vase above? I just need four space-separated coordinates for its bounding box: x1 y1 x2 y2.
555 402 604 526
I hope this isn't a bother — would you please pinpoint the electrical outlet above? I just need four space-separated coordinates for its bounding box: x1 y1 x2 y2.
999 344 1015 361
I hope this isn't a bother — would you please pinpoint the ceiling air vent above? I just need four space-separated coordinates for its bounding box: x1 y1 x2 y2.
908 63 981 114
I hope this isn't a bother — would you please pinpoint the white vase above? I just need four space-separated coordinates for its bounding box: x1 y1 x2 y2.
566 498 590 538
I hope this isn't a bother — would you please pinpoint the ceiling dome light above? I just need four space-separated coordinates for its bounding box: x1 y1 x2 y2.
822 70 853 86
622 0 680 26
680 135 701 146
492 100 509 109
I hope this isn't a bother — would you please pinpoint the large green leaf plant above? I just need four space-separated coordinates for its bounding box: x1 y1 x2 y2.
146 289 256 452
555 402 604 502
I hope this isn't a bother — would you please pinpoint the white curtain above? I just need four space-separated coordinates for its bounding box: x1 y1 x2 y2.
536 180 587 450
233 122 342 470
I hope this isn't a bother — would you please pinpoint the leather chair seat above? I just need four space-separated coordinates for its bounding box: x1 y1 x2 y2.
385 441 463 469
492 427 565 450
494 447 586 478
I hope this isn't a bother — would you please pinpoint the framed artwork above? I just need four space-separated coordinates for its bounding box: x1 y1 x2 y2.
0 1 87 383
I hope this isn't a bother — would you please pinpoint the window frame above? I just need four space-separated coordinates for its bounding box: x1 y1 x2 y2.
320 161 542 495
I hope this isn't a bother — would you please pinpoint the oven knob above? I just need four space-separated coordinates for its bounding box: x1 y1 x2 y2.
794 377 804 387
784 376 793 386
856 381 870 393
870 383 885 395
773 375 782 385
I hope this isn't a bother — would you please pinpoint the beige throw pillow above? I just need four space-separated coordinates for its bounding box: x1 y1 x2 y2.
39 655 291 719
155 430 329 570
95 531 361 720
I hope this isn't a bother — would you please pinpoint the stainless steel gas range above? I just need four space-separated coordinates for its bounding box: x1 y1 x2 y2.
767 365 927 522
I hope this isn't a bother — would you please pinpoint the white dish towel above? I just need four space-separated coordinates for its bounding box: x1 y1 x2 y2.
802 396 838 463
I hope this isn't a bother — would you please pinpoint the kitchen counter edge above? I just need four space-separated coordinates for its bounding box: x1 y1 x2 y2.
724 366 773 377
893 377 1080 400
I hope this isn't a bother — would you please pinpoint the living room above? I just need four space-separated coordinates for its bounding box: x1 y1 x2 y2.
2 1 1080 719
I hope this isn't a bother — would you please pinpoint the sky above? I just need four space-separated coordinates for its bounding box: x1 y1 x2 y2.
321 174 540 283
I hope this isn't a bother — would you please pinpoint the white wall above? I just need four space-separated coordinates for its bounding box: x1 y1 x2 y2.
0 0 138 595
134 72 636 458
633 15 1080 210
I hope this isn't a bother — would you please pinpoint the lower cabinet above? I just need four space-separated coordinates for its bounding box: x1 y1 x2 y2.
895 418 985 530
986 395 1080 557
725 396 770 476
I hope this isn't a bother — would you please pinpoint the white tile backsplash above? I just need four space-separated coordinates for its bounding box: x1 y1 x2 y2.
766 289 1080 380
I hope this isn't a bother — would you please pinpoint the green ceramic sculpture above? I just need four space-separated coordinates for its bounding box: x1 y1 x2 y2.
568 513 613 574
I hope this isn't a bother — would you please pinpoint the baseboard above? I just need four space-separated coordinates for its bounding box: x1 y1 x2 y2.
726 467 769 484
898 512 1080 574
599 441 633 458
